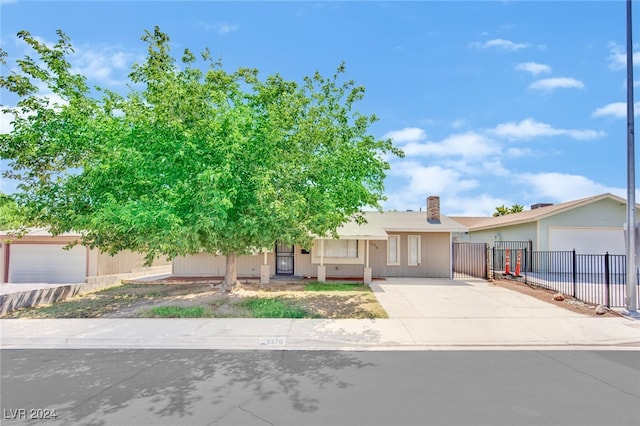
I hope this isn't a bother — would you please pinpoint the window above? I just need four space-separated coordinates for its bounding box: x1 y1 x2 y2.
323 239 358 258
311 239 365 265
387 235 400 265
408 235 421 266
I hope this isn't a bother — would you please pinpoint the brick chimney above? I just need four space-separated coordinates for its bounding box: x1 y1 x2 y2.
427 196 441 224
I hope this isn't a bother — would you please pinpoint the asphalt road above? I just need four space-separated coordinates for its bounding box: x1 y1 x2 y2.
1 350 639 426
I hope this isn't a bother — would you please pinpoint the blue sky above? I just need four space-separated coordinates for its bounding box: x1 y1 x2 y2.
0 0 637 215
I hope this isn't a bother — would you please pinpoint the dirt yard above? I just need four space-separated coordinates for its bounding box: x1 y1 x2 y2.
2 278 387 319
490 277 622 317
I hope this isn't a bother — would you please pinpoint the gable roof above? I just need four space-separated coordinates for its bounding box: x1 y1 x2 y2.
456 193 629 231
334 211 467 240
447 216 487 228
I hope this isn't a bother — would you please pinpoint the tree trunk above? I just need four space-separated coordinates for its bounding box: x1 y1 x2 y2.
222 253 239 292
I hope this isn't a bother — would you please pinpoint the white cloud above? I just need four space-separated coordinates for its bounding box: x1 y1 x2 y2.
592 102 625 118
0 91 68 136
31 35 55 49
489 118 604 141
518 172 624 202
528 77 584 92
445 194 513 216
591 102 640 119
385 161 479 211
199 21 239 34
37 93 68 110
396 131 499 160
5 36 137 88
607 41 640 70
216 23 239 34
564 129 607 140
515 62 551 76
383 127 426 144
0 110 14 134
504 147 535 158
450 119 467 129
71 47 136 86
469 38 530 51
441 158 510 177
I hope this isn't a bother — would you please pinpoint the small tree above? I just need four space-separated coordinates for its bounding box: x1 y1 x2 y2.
0 28 403 291
493 204 524 217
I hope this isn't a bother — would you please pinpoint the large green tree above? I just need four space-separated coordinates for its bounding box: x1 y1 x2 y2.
0 28 402 290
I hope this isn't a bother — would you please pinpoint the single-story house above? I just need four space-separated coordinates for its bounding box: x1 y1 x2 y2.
0 228 170 284
451 193 638 255
173 196 468 283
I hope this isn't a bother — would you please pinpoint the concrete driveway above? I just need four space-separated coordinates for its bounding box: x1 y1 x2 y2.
371 277 584 319
367 277 640 348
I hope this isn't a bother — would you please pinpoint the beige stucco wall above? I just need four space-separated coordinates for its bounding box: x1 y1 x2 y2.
173 252 276 277
172 233 452 279
93 250 170 276
369 232 451 278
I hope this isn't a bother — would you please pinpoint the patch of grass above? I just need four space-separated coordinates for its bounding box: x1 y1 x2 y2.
304 282 368 292
240 297 311 318
146 306 208 318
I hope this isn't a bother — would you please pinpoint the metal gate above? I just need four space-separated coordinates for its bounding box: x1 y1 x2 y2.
452 243 488 279
275 243 294 275
493 240 532 273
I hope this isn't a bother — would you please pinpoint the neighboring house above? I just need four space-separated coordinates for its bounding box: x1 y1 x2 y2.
173 196 468 283
451 193 637 255
0 228 170 284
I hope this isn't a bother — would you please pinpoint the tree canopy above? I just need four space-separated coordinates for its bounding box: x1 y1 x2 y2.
0 27 403 289
493 204 524 217
0 193 25 230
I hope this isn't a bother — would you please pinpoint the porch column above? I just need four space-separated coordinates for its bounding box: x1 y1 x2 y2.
363 239 372 284
0 241 7 284
260 249 270 284
317 239 326 282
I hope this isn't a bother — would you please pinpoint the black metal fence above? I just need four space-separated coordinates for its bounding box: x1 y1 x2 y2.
489 247 638 308
452 243 488 279
492 241 532 272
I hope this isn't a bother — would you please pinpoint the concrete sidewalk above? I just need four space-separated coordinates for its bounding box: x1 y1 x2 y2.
1 278 639 351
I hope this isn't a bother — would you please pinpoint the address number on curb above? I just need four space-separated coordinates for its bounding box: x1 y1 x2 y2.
258 337 287 346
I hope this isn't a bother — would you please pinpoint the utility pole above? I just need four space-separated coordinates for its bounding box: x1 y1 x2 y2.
625 0 638 314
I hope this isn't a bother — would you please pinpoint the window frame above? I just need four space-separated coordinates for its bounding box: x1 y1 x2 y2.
311 239 365 265
387 235 400 266
407 235 421 266
322 239 359 258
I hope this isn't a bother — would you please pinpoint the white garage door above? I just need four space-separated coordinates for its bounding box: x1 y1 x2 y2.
549 228 625 255
9 244 87 283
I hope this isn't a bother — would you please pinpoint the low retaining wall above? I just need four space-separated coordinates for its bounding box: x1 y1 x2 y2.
0 265 172 315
